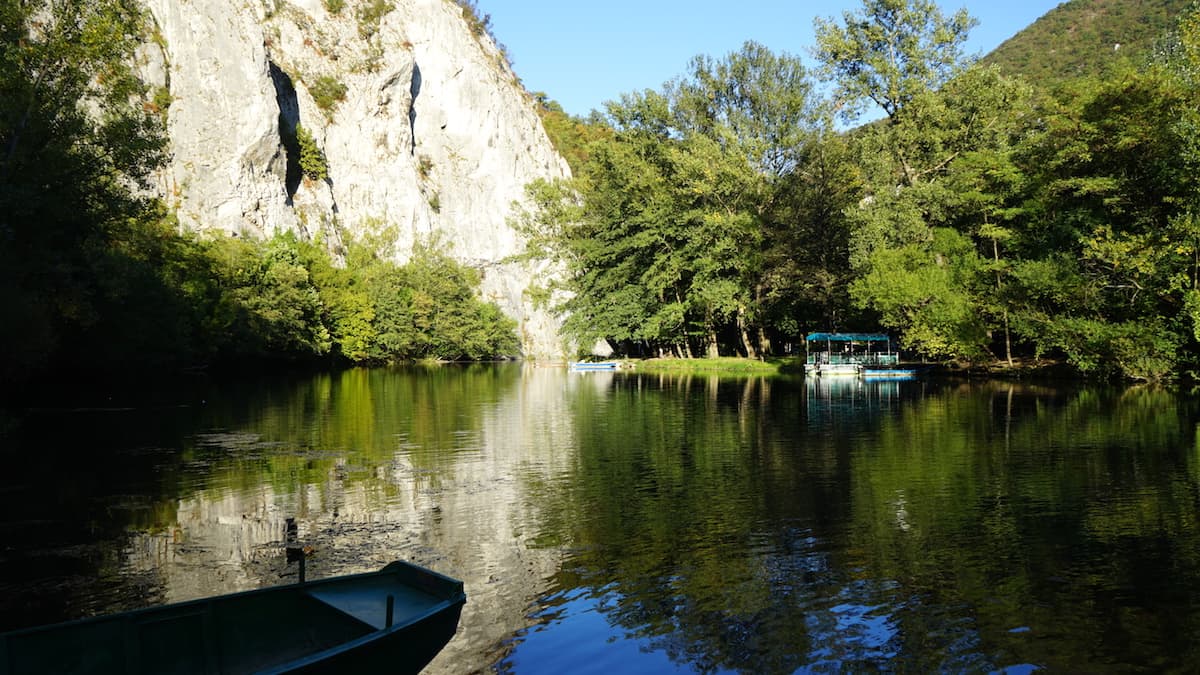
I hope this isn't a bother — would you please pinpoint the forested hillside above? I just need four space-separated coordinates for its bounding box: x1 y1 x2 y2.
523 0 1200 380
981 0 1191 86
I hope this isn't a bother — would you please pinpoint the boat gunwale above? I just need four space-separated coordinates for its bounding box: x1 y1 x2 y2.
1 561 460 637
0 560 466 674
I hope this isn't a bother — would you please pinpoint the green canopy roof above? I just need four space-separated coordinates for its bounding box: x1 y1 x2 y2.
805 333 890 342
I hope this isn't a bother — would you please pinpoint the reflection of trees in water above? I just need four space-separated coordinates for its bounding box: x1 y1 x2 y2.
507 377 1200 672
512 374 839 672
846 384 1200 671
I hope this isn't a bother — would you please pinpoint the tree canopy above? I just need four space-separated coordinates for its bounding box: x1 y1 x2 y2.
813 0 977 121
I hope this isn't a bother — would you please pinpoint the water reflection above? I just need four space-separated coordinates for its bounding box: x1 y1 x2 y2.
3 372 1200 672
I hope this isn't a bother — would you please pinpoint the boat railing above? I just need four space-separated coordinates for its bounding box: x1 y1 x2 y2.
806 352 899 366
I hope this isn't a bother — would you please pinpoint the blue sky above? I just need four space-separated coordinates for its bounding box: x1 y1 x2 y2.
475 1 1064 118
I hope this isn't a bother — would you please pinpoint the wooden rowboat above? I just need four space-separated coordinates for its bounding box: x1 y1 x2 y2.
0 561 466 674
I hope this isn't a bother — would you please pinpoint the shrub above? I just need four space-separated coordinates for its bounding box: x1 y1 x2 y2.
308 75 347 119
146 86 172 123
453 0 491 38
451 1 511 69
417 154 433 179
295 125 328 182
356 0 394 40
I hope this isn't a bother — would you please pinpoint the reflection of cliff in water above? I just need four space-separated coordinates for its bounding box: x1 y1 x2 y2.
118 366 579 673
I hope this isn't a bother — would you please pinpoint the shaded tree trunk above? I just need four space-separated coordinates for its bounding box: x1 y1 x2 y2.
737 305 757 359
993 237 1013 367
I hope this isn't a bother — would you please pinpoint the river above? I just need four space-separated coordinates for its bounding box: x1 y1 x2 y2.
2 366 1198 672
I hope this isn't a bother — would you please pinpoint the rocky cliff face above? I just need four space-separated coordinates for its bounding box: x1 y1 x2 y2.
136 0 570 359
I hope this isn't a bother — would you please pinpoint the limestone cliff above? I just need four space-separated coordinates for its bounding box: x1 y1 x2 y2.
136 0 571 359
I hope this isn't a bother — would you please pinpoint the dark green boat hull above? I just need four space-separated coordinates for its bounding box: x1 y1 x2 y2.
0 561 465 674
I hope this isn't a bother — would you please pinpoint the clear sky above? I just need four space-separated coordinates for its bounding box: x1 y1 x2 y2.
475 1 1064 118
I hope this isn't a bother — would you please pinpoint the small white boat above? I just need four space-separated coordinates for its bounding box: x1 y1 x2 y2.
569 361 620 372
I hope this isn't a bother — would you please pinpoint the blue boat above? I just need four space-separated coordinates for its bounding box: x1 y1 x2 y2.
862 367 920 380
569 361 620 372
0 561 465 674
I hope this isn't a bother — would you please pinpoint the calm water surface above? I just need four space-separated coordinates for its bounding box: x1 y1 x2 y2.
2 367 1200 672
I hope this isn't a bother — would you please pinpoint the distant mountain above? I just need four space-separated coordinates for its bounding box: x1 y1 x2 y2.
980 0 1192 85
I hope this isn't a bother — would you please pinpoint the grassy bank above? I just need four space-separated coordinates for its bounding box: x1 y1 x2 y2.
631 357 803 375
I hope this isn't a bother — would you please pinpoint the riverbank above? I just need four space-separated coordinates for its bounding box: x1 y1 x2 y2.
932 356 1097 381
627 355 1095 380
632 357 801 375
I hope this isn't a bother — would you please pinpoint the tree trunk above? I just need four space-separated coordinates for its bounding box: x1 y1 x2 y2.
993 238 1013 367
757 325 770 358
1003 310 1013 367
737 305 757 359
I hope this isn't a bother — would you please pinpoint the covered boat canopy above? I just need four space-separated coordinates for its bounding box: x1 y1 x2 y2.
805 333 890 342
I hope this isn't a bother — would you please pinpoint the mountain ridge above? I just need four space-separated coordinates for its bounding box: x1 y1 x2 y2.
980 0 1191 85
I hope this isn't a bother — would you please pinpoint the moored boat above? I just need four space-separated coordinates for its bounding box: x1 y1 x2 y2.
0 561 466 675
803 333 925 379
804 333 899 376
568 361 620 372
862 367 920 380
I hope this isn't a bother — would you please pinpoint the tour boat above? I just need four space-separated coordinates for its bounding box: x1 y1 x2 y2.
804 332 904 377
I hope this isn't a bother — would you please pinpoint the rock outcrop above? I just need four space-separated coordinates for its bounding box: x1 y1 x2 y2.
137 0 570 359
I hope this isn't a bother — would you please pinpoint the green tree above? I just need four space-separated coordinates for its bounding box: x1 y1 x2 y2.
521 43 826 359
531 92 612 177
0 0 168 380
206 234 332 359
815 1 1046 363
672 41 823 355
761 126 863 335
1004 61 1200 378
368 239 519 361
850 228 989 360
844 69 1034 362
295 124 328 182
813 0 977 122
295 236 377 361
